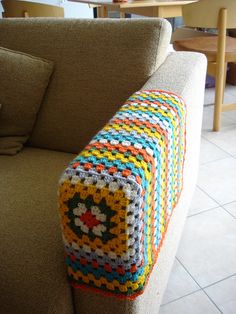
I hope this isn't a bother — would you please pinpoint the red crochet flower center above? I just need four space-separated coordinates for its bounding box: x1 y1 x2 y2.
80 211 101 229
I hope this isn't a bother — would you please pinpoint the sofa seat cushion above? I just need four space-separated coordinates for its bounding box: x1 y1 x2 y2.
0 147 75 314
0 47 53 155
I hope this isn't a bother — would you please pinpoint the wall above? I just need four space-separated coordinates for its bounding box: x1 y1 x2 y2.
0 0 94 18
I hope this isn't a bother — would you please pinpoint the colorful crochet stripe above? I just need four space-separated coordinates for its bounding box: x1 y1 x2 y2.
59 90 186 299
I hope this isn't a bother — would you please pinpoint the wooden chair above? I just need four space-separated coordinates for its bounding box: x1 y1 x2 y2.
2 0 64 18
173 0 236 131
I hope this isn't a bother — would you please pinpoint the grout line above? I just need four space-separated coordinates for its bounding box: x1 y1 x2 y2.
202 273 236 290
198 135 232 164
221 206 236 219
196 185 222 207
160 288 202 307
188 188 236 219
200 156 231 166
201 128 236 139
200 137 236 159
201 290 223 313
203 103 214 107
220 200 236 219
202 150 231 161
187 205 220 218
168 260 209 307
221 200 236 206
194 187 236 216
201 136 235 159
192 184 236 219
176 258 202 289
176 258 223 313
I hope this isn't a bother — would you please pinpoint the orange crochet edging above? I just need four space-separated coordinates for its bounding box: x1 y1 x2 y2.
59 89 187 300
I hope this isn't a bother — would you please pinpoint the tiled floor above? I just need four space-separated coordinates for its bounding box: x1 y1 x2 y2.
160 85 236 314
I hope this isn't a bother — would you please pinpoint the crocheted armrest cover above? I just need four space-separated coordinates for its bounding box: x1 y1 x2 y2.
59 90 186 299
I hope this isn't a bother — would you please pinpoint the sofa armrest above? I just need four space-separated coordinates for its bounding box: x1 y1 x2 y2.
59 89 187 294
142 51 207 99
59 52 207 314
143 51 207 181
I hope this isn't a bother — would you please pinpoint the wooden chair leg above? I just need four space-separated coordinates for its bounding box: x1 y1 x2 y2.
119 12 125 18
213 7 227 132
213 62 227 131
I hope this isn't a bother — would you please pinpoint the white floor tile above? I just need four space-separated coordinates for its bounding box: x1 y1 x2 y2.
204 88 215 106
197 157 236 204
224 92 236 105
159 291 220 314
162 259 200 305
202 125 236 156
204 86 236 106
201 106 235 132
224 84 236 97
223 110 236 123
188 187 218 216
199 137 229 165
205 276 236 314
176 207 236 288
164 85 236 312
203 85 236 133
223 201 236 218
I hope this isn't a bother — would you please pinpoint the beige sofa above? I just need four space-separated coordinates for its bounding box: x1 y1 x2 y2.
0 18 207 314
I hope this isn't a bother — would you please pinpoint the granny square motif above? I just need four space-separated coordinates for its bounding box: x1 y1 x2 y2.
59 90 186 299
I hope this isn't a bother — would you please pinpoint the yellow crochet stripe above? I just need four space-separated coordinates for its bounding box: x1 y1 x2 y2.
68 263 152 292
119 104 181 127
118 105 181 141
126 93 186 116
80 148 155 183
104 123 166 140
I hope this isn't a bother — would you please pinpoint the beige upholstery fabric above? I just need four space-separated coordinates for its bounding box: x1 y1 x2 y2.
0 47 53 155
0 148 75 314
72 52 207 314
0 18 171 154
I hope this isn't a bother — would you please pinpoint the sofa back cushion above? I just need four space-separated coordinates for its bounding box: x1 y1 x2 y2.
0 47 53 155
0 18 171 153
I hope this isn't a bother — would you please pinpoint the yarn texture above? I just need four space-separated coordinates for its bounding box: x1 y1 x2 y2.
59 90 186 299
